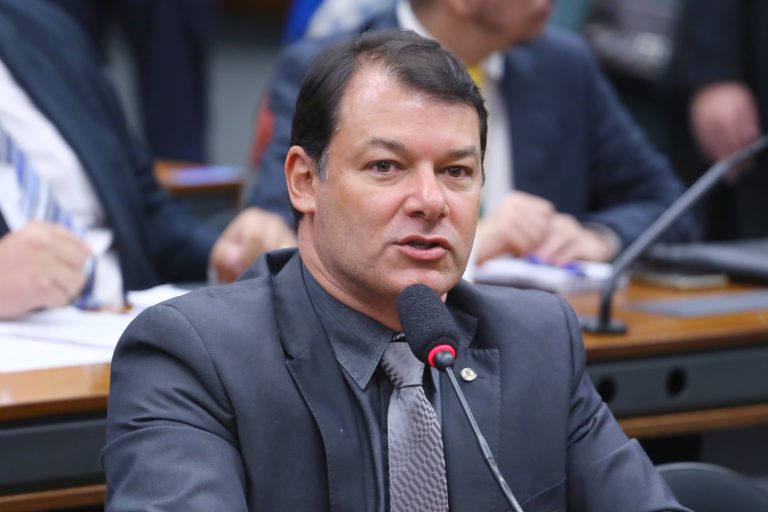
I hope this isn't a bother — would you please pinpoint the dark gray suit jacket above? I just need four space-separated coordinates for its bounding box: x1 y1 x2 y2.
0 0 216 289
104 249 688 511
247 8 699 249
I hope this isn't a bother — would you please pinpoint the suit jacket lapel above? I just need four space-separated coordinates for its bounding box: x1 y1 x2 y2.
442 297 504 512
272 254 368 512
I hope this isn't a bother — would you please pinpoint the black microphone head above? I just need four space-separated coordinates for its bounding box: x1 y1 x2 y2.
396 284 459 369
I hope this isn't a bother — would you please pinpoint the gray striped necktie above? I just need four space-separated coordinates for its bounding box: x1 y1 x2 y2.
0 122 97 308
381 339 449 512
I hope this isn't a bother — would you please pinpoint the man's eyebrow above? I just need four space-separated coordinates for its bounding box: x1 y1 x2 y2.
366 138 479 160
446 146 480 160
366 137 406 151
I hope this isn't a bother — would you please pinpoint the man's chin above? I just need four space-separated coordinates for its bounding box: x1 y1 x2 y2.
396 269 461 297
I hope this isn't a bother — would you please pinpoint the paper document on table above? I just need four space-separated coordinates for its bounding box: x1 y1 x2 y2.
474 257 625 294
0 285 191 350
0 335 114 373
0 284 194 374
0 307 138 349
127 284 191 311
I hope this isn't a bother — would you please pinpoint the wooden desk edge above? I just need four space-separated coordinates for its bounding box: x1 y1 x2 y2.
619 403 768 439
0 398 108 422
153 160 243 196
0 484 105 512
0 363 110 422
585 331 768 362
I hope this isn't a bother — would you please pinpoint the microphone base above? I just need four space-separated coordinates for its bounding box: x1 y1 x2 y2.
579 315 628 335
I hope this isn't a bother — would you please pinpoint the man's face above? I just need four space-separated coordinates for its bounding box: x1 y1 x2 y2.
297 66 482 312
466 0 552 45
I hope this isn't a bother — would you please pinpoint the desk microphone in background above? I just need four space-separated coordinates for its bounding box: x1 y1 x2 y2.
581 134 768 335
397 284 525 512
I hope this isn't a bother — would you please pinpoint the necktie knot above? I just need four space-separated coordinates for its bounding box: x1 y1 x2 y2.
381 340 424 389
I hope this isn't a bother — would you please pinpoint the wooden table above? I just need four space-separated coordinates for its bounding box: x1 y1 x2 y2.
1 282 767 510
153 160 243 198
571 282 768 439
0 365 110 511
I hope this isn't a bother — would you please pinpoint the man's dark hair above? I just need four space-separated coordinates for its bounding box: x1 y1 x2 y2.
290 29 488 181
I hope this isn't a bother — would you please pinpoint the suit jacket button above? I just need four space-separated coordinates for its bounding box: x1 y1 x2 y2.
460 368 477 382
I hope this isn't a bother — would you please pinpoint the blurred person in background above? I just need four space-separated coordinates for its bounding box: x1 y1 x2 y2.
230 0 698 280
667 0 768 241
0 0 267 319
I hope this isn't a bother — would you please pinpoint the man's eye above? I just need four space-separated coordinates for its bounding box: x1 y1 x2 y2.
445 166 469 178
373 161 393 172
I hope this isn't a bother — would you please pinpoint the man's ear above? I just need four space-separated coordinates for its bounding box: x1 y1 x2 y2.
285 145 317 215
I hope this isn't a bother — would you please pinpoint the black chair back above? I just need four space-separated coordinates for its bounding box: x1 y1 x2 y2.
658 462 768 512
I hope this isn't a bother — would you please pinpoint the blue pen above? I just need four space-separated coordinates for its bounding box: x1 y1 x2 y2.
525 255 587 277
563 261 587 278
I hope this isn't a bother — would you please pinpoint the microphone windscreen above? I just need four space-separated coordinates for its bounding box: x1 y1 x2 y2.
396 284 460 363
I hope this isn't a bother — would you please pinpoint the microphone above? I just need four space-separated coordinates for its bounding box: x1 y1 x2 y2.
581 134 768 334
396 284 459 371
396 284 525 512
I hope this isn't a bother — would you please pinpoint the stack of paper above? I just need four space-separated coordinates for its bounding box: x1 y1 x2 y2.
474 257 623 294
0 284 191 373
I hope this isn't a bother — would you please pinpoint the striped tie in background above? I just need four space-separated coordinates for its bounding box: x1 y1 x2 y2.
0 122 97 309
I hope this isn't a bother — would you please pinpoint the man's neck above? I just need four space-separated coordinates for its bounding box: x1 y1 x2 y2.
298 240 402 332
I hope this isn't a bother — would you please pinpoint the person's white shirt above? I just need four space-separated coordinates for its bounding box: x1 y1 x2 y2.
0 58 123 308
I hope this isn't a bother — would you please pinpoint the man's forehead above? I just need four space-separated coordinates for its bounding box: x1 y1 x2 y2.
338 64 408 110
336 64 476 126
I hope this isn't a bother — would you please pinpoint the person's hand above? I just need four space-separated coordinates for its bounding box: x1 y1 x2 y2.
0 222 91 319
533 214 618 265
690 82 761 164
474 191 555 264
210 207 296 283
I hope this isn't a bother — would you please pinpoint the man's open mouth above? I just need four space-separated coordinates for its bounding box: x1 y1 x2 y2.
407 241 440 250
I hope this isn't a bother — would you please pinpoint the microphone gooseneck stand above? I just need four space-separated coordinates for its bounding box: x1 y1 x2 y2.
582 134 768 334
397 284 525 511
432 351 525 512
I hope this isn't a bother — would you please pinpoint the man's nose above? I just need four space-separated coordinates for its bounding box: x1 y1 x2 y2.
403 168 449 220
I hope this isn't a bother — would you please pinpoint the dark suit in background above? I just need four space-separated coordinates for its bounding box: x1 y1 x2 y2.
104 249 688 511
0 0 216 289
247 7 697 249
667 0 768 240
48 0 214 162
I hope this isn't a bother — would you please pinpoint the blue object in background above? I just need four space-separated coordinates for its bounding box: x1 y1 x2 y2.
282 0 594 46
283 0 323 43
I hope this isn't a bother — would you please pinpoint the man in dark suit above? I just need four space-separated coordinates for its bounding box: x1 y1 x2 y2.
228 0 697 278
668 0 768 240
104 30 688 511
0 0 257 318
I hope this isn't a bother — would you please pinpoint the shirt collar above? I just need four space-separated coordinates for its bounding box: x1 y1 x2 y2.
396 0 504 83
302 264 395 389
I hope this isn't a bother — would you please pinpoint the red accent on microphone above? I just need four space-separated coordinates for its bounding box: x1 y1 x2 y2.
427 344 456 368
